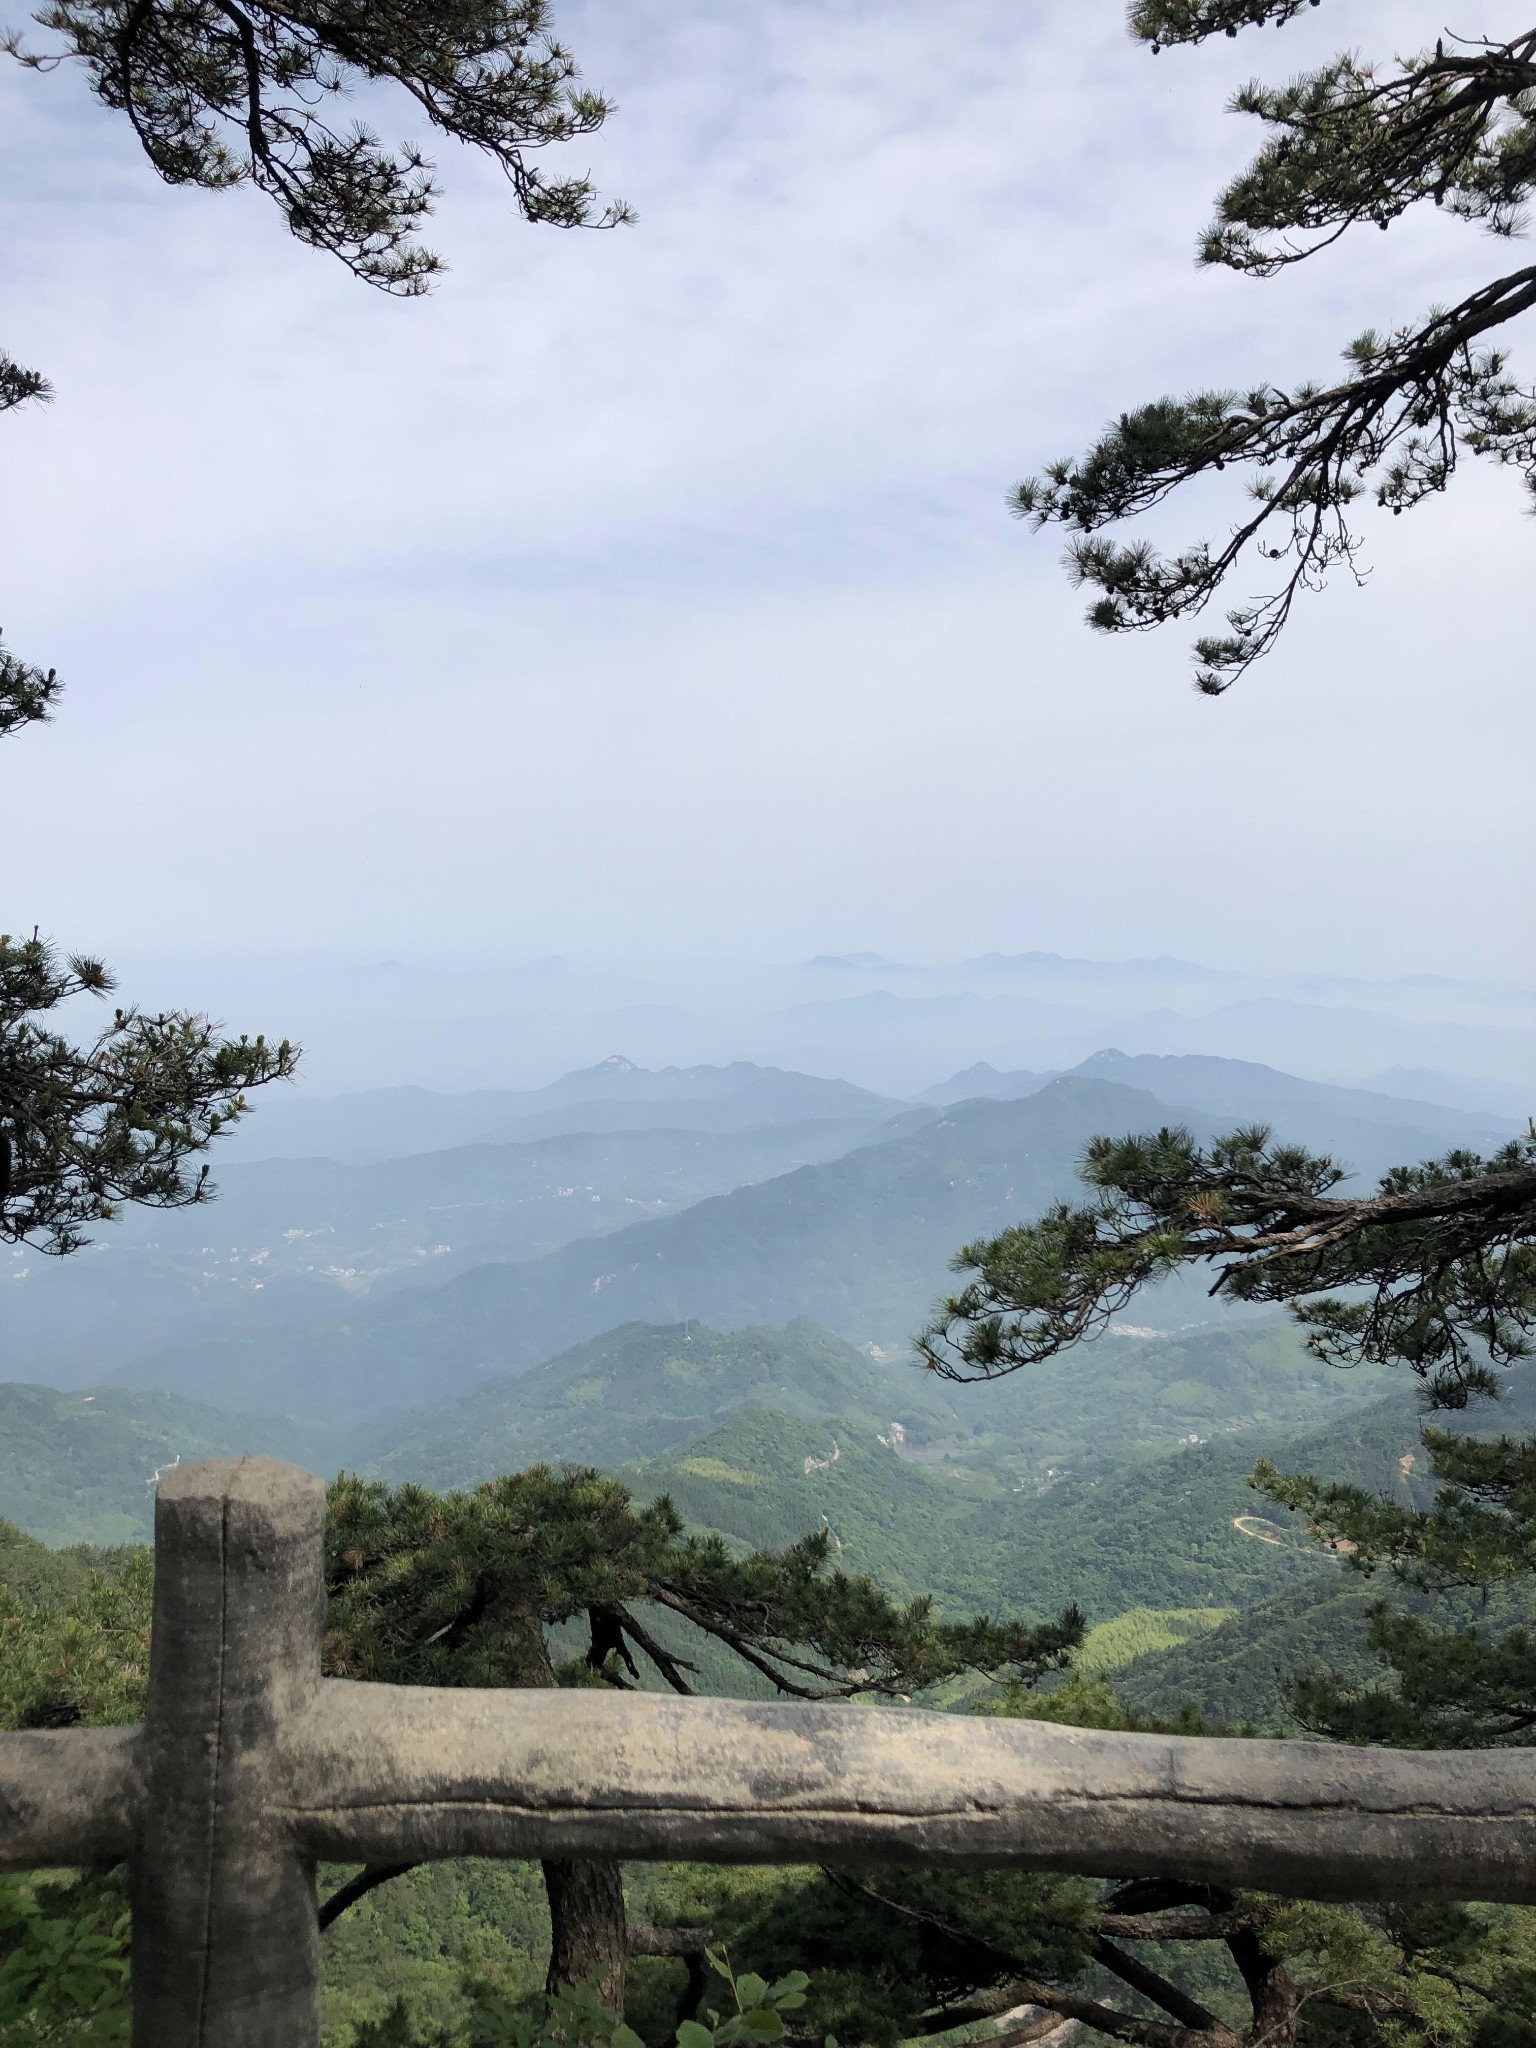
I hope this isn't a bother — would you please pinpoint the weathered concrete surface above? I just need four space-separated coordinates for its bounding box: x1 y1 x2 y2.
0 1727 139 1870
284 1682 1536 1903
131 1457 327 2048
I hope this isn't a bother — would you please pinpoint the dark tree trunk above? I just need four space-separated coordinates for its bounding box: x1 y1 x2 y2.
630 1924 713 2023
1229 1926 1300 2048
543 1857 628 2010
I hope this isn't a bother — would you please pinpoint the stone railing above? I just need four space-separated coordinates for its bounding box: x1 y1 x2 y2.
4 1458 1536 2047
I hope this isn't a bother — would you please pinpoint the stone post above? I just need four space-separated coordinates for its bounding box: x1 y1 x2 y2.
131 1458 327 2047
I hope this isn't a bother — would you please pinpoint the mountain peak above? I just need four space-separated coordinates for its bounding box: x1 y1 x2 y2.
596 1054 639 1072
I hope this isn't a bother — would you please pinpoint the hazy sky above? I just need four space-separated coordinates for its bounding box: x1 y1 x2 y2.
5 0 1533 982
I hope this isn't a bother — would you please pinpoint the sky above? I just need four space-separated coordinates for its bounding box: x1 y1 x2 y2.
4 0 1534 998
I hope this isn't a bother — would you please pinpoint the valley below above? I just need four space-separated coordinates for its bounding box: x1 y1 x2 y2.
5 1042 1528 1722
6 1035 1533 2042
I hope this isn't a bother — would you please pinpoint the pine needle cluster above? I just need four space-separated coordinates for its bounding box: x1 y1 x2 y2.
1016 6 1536 690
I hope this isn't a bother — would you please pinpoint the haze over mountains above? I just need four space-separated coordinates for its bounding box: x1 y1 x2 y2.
6 1037 1519 1414
214 1055 900 1164
6 977 1533 1736
920 1048 1516 1150
129 946 1534 1105
100 1076 1180 1413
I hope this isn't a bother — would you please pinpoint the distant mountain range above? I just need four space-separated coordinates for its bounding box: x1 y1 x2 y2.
216 1056 900 1164
751 987 1534 1098
124 945 1531 1106
0 1115 883 1385
9 979 1533 1753
77 1055 1519 1417
12 1047 1516 1411
921 1048 1518 1149
961 951 1241 989
104 1077 1169 1414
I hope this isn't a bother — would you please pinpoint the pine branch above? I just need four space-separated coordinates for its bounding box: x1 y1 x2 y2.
9 0 630 294
1092 1936 1226 2034
318 1862 415 1930
919 1124 1536 1400
612 1604 699 1696
1015 7 1536 687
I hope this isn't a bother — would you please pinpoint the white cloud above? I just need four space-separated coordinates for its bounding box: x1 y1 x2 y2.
3 0 1532 993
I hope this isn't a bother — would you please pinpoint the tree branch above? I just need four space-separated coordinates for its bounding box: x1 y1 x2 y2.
318 1861 415 1930
1092 1936 1226 2034
1096 1912 1254 1942
614 1605 699 1697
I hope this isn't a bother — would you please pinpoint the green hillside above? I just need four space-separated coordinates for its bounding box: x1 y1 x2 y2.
0 1385 335 1546
1076 1606 1234 1672
954 1316 1388 1487
0 1516 126 1604
618 1363 1487 1629
912 1368 1536 1627
973 1371 1522 1625
632 1407 995 1610
1111 1579 1380 1730
364 1310 1389 1496
364 1318 958 1487
618 1369 1483 1631
0 1300 1414 1557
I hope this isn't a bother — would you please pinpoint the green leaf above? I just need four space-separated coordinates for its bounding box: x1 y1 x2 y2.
734 1974 767 2009
677 2020 717 2048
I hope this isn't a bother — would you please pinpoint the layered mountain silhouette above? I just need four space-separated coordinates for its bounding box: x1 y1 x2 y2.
103 1058 1498 1418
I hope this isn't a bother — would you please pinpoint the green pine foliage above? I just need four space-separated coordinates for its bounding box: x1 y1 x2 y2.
0 1541 150 1732
4 0 625 302
0 933 297 1260
0 1537 146 2045
0 361 56 739
1015 5 1536 691
920 1123 1536 1404
920 1094 1536 1762
324 1465 1080 1702
1253 1426 1536 1746
0 1871 130 2046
